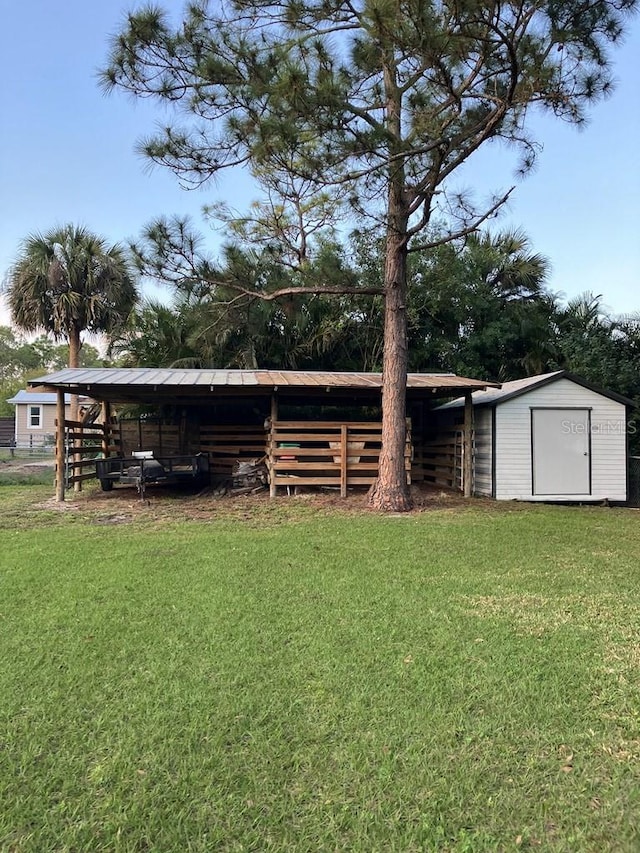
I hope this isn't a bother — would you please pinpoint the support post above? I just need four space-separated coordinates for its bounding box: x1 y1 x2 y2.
463 391 474 498
340 424 348 498
269 392 278 498
55 389 66 502
101 402 112 458
73 421 82 493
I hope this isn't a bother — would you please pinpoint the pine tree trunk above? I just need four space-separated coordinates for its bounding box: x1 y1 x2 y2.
367 48 413 512
368 192 412 512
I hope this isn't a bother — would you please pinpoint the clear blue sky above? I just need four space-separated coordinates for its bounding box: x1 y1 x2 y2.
1 1 638 327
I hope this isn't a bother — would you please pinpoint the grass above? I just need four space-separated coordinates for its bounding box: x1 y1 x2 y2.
1 488 640 851
0 449 54 463
0 451 54 487
0 469 54 487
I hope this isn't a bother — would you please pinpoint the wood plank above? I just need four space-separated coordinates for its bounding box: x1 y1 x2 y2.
270 473 409 488
271 448 336 458
272 420 382 429
271 432 364 443
271 477 379 486
272 476 342 485
63 419 91 429
342 434 382 443
66 460 100 471
200 442 267 456
68 472 99 484
200 434 266 443
200 425 267 433
65 431 105 441
274 463 340 471
200 435 266 442
272 461 382 471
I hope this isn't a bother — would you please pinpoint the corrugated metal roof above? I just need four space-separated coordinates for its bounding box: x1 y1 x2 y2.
29 367 497 396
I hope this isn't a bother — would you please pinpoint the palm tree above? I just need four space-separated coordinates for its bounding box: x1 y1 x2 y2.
5 224 138 418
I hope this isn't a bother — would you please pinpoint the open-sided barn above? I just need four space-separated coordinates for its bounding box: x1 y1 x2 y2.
30 367 497 500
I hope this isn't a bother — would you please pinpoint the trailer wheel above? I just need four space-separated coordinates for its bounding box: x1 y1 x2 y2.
100 479 114 492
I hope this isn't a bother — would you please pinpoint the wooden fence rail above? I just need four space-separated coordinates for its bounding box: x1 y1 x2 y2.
59 420 120 492
198 425 268 477
268 420 411 498
57 417 413 499
119 419 181 457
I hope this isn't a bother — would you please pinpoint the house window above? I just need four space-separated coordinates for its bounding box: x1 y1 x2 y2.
28 405 42 429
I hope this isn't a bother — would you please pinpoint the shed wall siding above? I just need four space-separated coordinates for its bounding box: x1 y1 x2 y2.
494 378 627 501
473 407 493 497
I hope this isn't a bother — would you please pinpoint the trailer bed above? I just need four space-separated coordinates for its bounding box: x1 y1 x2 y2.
95 453 210 494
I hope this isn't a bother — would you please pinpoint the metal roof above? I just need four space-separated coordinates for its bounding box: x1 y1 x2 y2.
437 370 635 409
29 367 497 403
6 390 87 405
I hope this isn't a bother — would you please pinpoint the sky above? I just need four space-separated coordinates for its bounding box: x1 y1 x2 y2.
1 1 639 331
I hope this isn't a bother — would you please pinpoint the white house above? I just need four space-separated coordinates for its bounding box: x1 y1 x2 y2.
436 371 633 502
6 390 91 449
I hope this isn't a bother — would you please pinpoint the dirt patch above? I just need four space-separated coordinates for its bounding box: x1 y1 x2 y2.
0 457 55 475
41 480 506 525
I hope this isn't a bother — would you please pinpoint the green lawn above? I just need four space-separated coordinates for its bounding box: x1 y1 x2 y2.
1 488 639 851
0 451 54 487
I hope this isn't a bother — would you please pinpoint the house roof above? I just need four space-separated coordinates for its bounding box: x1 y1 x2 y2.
29 367 498 405
437 370 635 410
6 390 78 405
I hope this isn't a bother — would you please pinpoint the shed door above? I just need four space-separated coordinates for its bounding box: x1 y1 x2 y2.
531 408 591 495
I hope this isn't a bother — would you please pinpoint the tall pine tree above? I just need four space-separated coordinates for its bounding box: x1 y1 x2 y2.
103 0 636 510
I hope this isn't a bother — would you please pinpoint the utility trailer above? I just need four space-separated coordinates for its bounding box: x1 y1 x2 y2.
95 452 210 497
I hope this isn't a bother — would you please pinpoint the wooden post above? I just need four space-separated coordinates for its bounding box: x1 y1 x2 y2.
55 389 66 502
269 392 278 498
73 420 83 493
340 424 348 498
101 402 111 458
463 392 474 498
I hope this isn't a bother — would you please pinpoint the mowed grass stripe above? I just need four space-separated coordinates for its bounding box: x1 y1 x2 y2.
1 502 639 850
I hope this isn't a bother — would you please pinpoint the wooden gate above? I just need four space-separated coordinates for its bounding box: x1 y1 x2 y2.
268 421 411 498
61 419 120 490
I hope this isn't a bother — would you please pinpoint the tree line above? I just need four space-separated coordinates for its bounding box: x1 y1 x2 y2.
110 228 640 418
3 224 639 438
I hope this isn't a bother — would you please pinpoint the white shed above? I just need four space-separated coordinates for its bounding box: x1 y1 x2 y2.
436 371 632 502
